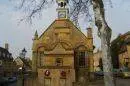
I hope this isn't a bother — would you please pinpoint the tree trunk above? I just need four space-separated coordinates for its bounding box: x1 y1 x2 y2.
92 0 115 86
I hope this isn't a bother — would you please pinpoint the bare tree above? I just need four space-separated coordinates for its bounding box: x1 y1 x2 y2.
70 0 115 86
92 0 115 86
15 0 115 86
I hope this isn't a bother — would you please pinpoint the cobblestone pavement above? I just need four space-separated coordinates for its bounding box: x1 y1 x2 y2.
89 78 130 86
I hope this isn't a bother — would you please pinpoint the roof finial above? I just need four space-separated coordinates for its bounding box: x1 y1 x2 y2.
34 30 38 40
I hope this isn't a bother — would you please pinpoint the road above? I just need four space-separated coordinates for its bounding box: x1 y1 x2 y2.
89 78 130 86
1 78 22 86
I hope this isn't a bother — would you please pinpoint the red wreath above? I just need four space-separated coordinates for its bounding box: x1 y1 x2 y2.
45 70 50 76
61 71 66 77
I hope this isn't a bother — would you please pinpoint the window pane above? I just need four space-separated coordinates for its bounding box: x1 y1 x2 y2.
79 52 85 66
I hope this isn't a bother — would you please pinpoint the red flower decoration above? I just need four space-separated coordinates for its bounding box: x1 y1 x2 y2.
61 71 66 77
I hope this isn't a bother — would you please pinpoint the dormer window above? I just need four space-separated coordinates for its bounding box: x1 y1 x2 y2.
7 54 9 58
3 53 5 57
10 54 12 58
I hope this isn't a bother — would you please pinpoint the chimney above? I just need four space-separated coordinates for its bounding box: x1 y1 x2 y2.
87 27 92 38
5 43 9 50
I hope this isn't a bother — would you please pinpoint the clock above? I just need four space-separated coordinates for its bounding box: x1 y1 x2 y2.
58 11 66 18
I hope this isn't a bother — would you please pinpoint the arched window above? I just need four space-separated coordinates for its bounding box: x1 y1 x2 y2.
74 45 87 67
77 51 85 67
38 51 44 67
79 52 85 66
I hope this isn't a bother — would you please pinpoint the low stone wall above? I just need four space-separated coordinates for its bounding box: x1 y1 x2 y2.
17 72 91 86
17 72 39 86
24 78 38 86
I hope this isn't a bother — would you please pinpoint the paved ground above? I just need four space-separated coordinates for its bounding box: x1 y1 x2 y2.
89 78 130 86
6 78 130 86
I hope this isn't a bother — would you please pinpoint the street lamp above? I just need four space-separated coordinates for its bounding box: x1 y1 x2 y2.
22 48 27 58
18 67 25 86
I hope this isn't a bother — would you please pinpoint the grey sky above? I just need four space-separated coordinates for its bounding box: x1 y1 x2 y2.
0 0 130 58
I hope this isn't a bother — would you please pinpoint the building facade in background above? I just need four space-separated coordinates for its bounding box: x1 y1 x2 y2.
111 31 130 70
32 0 94 86
0 43 16 77
118 32 130 69
93 50 102 71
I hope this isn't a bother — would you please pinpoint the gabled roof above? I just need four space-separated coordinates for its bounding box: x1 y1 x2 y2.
15 57 31 68
38 19 88 40
33 19 93 51
0 47 9 53
111 31 130 44
20 57 31 68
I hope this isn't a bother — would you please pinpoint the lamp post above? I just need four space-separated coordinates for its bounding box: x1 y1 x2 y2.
19 67 25 86
21 48 27 58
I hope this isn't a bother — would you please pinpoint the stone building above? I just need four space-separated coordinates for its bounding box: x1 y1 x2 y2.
111 31 130 69
32 0 94 86
93 50 102 71
118 32 130 69
0 43 16 77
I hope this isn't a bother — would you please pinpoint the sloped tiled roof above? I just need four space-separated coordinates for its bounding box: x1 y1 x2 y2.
20 57 32 68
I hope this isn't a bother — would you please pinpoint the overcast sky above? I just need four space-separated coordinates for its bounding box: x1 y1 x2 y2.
0 0 130 58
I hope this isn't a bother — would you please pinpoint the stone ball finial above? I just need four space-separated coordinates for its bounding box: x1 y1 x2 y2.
57 0 68 8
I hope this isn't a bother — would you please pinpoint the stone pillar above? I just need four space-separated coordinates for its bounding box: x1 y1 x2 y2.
32 52 38 73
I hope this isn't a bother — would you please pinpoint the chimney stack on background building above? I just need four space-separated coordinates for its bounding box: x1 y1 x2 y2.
5 43 9 50
87 27 92 38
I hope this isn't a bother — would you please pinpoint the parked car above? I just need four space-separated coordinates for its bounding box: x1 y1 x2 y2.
94 71 104 79
119 71 130 78
94 69 120 78
0 77 8 84
113 69 120 77
8 77 17 83
119 67 130 78
94 71 104 76
0 77 8 86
